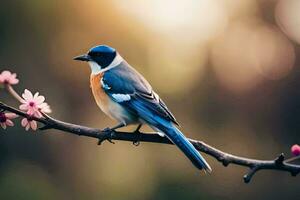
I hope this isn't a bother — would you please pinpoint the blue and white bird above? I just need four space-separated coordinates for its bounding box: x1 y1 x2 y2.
74 45 212 172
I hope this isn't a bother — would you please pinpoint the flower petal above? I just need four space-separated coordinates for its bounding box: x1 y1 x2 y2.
33 111 42 118
22 89 33 101
33 92 40 99
1 71 11 79
39 103 48 108
30 120 37 131
19 104 28 111
6 119 14 127
21 118 28 127
5 113 18 119
1 123 7 129
41 106 51 113
25 123 30 131
27 108 39 116
10 78 19 85
39 103 52 113
35 95 45 104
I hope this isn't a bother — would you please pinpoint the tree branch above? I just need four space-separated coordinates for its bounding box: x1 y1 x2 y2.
1 101 299 183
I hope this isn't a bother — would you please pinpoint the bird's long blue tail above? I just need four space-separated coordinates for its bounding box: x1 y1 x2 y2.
155 122 212 172
129 99 212 172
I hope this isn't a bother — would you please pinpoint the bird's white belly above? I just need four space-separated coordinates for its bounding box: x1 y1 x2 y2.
102 97 134 124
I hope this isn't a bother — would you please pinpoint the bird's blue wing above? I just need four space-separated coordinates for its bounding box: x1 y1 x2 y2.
101 63 212 172
102 63 179 125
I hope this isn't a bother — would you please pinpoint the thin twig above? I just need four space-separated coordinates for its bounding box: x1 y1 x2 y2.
0 101 299 183
285 155 300 163
5 84 23 102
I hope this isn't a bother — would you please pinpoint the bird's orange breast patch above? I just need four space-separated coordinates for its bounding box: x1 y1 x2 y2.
90 73 110 113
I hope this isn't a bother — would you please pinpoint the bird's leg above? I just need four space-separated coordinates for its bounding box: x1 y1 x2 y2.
133 124 142 146
111 123 126 130
99 123 126 145
103 122 126 132
134 124 142 133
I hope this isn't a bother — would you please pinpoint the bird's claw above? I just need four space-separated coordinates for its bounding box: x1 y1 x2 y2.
132 129 141 146
98 137 115 145
97 138 105 145
98 127 115 145
133 140 140 146
107 138 115 144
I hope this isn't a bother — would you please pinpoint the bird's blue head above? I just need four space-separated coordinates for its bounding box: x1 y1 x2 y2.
74 45 117 68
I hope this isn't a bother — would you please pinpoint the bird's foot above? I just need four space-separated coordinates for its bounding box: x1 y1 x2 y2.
132 124 142 146
133 140 140 146
98 127 115 145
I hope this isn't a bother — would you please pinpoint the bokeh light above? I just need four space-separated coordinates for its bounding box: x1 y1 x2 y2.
211 19 295 93
113 0 228 42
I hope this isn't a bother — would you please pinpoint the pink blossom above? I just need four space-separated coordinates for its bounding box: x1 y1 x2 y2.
0 70 19 85
19 89 51 118
0 112 18 129
40 102 52 113
291 144 300 156
21 118 37 131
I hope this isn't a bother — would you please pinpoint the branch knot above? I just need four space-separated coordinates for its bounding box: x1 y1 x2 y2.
275 153 285 165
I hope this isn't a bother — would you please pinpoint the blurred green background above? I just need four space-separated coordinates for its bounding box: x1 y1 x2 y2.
0 0 300 199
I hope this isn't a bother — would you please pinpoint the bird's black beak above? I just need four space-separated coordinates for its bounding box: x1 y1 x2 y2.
73 54 92 62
